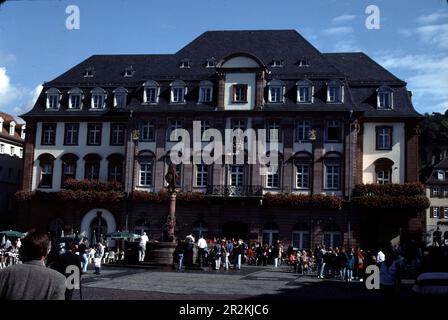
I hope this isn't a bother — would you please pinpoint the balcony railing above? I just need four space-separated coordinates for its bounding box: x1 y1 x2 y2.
206 185 263 197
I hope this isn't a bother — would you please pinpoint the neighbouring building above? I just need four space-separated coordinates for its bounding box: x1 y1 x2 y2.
425 158 448 246
0 112 25 228
18 30 422 249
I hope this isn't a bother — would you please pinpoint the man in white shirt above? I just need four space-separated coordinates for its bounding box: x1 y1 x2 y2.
377 249 385 265
197 235 207 268
139 232 149 262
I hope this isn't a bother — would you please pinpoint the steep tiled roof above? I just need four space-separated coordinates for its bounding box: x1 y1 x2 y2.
0 112 24 143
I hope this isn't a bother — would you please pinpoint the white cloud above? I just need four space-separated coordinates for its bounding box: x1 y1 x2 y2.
321 26 353 36
417 11 448 24
12 84 43 116
377 53 448 113
398 28 413 37
331 14 356 24
0 67 22 108
415 23 448 49
333 40 361 52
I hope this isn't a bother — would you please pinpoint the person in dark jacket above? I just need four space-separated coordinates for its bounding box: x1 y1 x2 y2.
52 241 82 300
0 231 66 300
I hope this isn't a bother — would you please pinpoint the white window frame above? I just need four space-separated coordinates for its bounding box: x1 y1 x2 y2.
296 120 311 141
10 146 14 156
140 121 155 142
196 164 208 187
296 80 313 103
170 80 187 103
113 87 127 108
68 88 83 109
327 80 344 103
198 81 213 103
139 162 153 187
265 165 280 189
0 144 4 153
325 161 341 190
230 165 244 187
64 123 79 145
206 58 215 68
376 170 391 184
377 86 393 109
91 87 106 109
9 122 15 136
46 88 61 110
295 164 310 189
143 80 159 104
40 163 53 188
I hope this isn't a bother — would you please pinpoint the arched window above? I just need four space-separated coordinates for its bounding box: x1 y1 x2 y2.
296 80 313 103
198 80 213 103
137 150 155 187
262 222 279 246
68 87 83 109
292 223 310 250
38 153 55 188
377 86 393 109
267 79 285 103
84 153 102 180
192 220 208 239
113 87 127 108
323 223 342 248
107 153 124 182
90 87 106 109
170 80 187 103
46 88 61 109
60 153 79 184
374 157 394 184
327 80 344 103
143 80 159 104
293 151 313 189
134 219 150 236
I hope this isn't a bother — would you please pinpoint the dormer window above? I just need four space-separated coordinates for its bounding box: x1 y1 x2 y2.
298 58 309 67
124 66 135 77
377 86 393 109
180 59 191 68
143 80 160 104
46 88 61 109
206 58 215 68
271 59 284 67
296 80 313 103
267 80 285 103
9 121 15 136
83 67 95 77
233 84 248 103
113 87 127 108
91 87 106 109
327 80 344 103
170 80 187 103
20 125 25 140
0 117 3 133
198 80 213 103
68 87 83 109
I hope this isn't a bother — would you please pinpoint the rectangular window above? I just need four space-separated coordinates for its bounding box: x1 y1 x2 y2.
40 163 53 188
296 121 310 141
269 86 283 103
64 123 79 145
108 163 123 182
376 126 392 150
19 149 23 158
41 123 57 145
298 86 311 103
266 165 280 188
378 92 392 109
196 164 208 187
233 84 248 103
168 120 183 142
200 120 210 141
431 207 440 219
87 123 102 145
328 86 342 103
115 93 126 108
140 121 155 142
145 87 157 104
0 144 4 153
326 121 341 142
432 187 440 198
171 87 185 103
267 121 282 142
62 163 76 182
92 94 104 109
85 163 100 180
69 94 81 109
199 87 212 103
377 171 391 184
325 162 340 190
140 163 153 186
10 146 14 156
296 164 310 189
230 165 244 187
110 123 125 145
47 95 59 109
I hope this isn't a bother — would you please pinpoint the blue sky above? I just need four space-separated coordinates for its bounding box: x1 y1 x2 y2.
0 0 447 121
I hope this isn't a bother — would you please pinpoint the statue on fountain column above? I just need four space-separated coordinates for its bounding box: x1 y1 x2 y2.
164 163 178 242
165 163 178 195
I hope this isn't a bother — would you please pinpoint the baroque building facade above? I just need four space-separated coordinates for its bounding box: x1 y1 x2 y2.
18 30 421 249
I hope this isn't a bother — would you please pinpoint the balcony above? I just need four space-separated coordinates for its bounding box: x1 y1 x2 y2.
206 185 263 197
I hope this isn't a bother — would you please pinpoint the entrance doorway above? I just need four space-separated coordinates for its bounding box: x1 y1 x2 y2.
222 221 248 241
